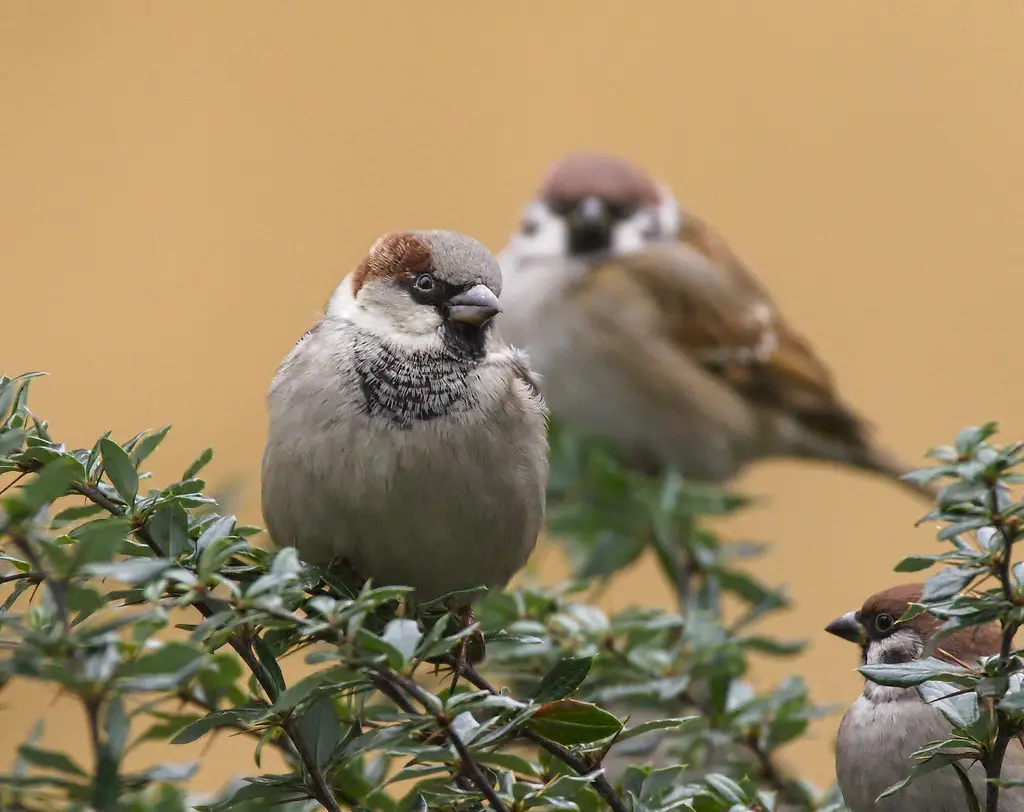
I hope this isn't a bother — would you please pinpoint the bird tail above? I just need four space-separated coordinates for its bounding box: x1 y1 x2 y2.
852 442 940 504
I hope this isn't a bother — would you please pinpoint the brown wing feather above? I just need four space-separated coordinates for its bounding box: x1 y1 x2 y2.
609 216 870 448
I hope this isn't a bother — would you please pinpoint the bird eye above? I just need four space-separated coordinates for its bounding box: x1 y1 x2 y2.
548 198 575 217
874 613 894 633
520 219 540 236
413 273 435 292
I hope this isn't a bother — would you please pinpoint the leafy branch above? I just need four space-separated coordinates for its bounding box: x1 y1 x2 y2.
0 371 843 812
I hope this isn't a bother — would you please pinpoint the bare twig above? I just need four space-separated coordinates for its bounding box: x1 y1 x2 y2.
0 571 42 585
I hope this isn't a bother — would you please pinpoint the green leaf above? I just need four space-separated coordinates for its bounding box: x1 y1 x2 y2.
295 694 342 768
955 424 997 456
252 635 286 701
171 706 270 745
7 456 84 516
182 447 214 480
51 503 106 525
616 717 697 743
922 567 983 602
355 628 407 671
380 619 422 667
130 425 171 467
84 558 173 585
704 773 747 804
70 517 130 567
99 437 139 507
119 642 209 691
16 744 87 776
527 699 622 746
895 555 945 573
149 502 190 558
196 514 237 553
533 656 593 703
859 657 976 688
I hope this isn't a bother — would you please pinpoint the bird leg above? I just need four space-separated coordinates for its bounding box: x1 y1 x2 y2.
326 555 368 598
445 602 484 699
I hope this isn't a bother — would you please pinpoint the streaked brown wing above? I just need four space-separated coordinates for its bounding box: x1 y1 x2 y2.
599 217 869 446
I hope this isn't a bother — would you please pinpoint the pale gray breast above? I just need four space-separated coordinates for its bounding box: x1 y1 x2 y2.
262 318 547 602
837 694 1024 811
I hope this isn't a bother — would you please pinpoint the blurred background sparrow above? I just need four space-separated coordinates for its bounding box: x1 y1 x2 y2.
498 153 933 501
826 583 1024 811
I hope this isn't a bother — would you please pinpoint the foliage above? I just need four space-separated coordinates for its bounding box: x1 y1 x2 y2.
0 371 843 811
857 424 1024 812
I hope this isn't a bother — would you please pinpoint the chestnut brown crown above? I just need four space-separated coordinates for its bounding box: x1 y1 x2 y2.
539 153 662 209
828 582 1003 665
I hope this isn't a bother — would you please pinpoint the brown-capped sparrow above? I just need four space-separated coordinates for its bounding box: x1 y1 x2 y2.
827 583 1024 810
497 153 932 499
261 230 548 607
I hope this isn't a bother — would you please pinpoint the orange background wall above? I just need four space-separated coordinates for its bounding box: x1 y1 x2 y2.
3 2 1024 793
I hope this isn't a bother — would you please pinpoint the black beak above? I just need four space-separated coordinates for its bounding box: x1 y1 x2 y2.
825 611 866 645
567 196 612 256
446 284 502 326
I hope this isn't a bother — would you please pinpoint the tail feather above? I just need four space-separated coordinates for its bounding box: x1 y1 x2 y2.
854 443 940 504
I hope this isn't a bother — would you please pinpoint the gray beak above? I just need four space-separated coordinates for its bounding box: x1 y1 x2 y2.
575 195 607 226
447 284 502 326
825 611 866 645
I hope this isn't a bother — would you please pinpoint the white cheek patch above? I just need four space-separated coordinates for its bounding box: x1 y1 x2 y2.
654 183 682 237
504 203 569 265
341 285 446 351
863 629 924 702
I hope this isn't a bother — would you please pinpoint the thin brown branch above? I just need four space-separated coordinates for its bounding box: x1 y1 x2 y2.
985 477 1021 812
0 472 28 497
385 668 509 812
58 479 344 812
0 571 42 585
450 660 628 812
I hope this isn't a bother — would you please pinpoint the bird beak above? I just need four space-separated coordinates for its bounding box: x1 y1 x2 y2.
447 284 502 326
825 611 866 645
567 196 612 255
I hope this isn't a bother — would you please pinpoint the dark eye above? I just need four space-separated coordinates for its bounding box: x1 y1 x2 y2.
548 198 575 216
874 613 894 633
520 219 539 236
414 273 435 292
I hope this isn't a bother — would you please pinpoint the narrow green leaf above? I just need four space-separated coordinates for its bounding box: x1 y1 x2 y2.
922 567 983 602
149 502 190 558
130 425 171 467
616 716 697 743
528 699 623 746
8 456 84 516
71 517 130 567
533 656 593 703
859 657 976 688
16 745 87 776
182 447 214 481
295 694 342 768
381 619 422 667
99 438 138 507
252 635 286 701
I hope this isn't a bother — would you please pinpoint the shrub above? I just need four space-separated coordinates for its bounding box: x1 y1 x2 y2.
1 371 1019 812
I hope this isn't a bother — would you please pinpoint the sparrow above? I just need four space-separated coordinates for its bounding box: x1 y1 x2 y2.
260 229 549 607
497 153 933 499
827 583 1024 811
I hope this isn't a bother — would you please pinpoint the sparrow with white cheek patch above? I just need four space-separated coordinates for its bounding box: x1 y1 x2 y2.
261 230 549 610
498 153 933 499
828 584 1024 811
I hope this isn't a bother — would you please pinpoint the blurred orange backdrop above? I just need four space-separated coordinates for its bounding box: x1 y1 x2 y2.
3 1 1024 794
